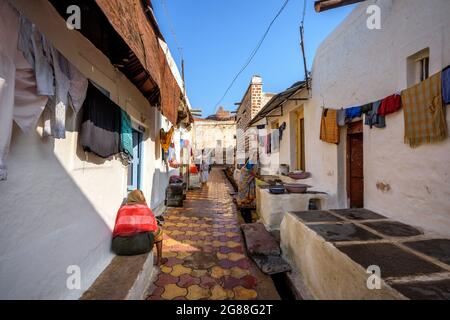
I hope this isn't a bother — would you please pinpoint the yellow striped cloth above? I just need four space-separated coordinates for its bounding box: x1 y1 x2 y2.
320 109 340 144
401 72 447 148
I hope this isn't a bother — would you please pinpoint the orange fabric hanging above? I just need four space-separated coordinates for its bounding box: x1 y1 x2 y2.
160 127 175 152
320 108 340 144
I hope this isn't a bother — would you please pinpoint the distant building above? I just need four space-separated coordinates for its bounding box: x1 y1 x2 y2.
235 75 274 163
193 107 236 165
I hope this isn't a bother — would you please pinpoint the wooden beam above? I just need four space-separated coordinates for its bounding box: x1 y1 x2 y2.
314 0 366 13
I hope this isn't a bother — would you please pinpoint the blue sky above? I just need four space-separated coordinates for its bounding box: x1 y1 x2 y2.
152 0 356 117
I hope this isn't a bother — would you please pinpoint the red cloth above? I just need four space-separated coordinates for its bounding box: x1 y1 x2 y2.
378 94 402 116
190 164 199 174
112 204 158 238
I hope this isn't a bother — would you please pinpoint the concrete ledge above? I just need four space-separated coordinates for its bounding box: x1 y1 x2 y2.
281 209 450 300
81 253 155 300
280 212 404 300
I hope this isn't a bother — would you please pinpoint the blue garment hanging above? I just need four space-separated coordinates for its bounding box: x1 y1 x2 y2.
345 106 363 120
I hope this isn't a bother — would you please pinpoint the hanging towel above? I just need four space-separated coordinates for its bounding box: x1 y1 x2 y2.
80 83 121 158
0 0 20 181
336 109 346 127
365 100 386 129
442 66 450 105
401 72 447 148
379 94 402 116
345 106 363 121
320 109 340 144
120 109 133 161
272 129 280 153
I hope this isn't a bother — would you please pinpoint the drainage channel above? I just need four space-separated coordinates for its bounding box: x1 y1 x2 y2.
271 273 298 300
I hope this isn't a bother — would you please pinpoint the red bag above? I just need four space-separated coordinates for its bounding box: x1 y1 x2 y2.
113 204 158 238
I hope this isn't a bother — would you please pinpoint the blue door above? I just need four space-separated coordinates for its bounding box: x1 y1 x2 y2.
127 130 143 191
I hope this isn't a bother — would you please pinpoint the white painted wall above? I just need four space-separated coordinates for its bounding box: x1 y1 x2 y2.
310 0 450 237
0 0 171 299
193 120 236 164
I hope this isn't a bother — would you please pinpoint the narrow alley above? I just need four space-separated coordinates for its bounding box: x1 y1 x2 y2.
147 168 280 300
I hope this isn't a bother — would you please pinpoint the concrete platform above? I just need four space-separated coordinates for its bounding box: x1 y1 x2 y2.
362 221 423 238
391 279 450 300
257 187 329 231
281 209 450 300
404 239 450 266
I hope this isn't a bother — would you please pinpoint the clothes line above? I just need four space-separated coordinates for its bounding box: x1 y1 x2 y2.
320 67 449 148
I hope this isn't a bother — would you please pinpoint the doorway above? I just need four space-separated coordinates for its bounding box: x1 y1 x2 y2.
127 130 144 192
347 121 364 208
296 108 305 171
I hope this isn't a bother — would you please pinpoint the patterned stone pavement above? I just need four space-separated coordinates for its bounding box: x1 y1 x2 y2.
146 168 280 300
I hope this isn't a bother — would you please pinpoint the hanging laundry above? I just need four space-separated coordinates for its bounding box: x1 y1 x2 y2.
18 15 54 97
279 122 287 140
361 103 373 114
345 106 363 121
0 0 20 181
320 109 340 144
80 83 121 158
336 109 346 127
271 129 280 153
378 94 402 116
401 72 447 148
266 133 272 154
68 63 88 114
46 46 71 139
256 124 266 130
160 127 174 153
13 51 48 133
258 134 265 148
442 66 450 105
120 109 133 161
364 100 386 129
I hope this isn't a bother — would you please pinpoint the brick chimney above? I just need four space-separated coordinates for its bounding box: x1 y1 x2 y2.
250 75 263 119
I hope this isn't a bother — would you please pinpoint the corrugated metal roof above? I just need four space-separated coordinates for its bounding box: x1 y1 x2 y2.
249 81 309 126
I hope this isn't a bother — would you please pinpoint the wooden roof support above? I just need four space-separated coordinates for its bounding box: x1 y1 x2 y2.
314 0 366 12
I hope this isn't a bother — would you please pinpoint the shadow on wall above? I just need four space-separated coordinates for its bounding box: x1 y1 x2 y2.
150 168 169 211
0 123 114 300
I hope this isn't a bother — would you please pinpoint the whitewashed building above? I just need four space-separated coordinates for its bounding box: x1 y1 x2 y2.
0 0 192 299
250 0 450 238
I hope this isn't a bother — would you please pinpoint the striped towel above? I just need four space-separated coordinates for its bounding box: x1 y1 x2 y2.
401 72 447 148
320 109 340 144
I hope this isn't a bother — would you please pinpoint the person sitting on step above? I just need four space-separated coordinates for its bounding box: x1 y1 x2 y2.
112 190 167 266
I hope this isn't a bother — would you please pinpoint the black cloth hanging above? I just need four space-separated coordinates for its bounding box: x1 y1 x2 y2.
80 83 121 158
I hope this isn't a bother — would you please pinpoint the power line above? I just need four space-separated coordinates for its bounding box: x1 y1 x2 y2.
214 0 291 110
160 0 184 62
301 0 307 26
